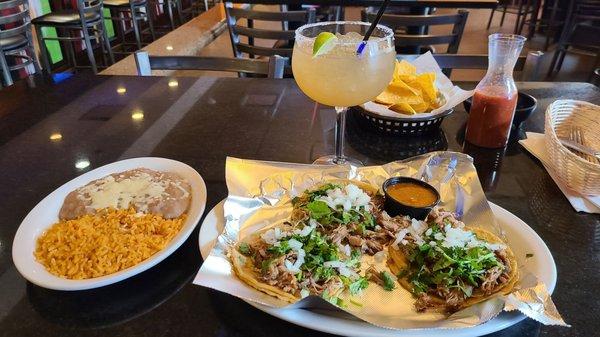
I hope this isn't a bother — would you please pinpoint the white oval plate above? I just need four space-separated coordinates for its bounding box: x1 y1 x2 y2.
199 200 556 337
13 157 207 291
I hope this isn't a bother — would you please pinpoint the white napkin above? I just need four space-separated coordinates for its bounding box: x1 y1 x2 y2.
362 51 474 119
519 132 600 213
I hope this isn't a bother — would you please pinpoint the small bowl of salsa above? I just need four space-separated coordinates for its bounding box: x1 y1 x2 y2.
382 177 440 220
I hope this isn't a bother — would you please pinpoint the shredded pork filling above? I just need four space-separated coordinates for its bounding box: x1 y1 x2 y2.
397 208 512 312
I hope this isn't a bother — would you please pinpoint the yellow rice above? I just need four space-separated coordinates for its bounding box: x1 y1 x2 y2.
34 208 185 279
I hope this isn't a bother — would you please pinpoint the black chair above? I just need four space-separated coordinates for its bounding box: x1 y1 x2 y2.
133 51 287 78
397 52 544 81
32 0 114 74
104 0 156 51
362 9 469 55
487 0 538 34
0 0 40 86
547 0 600 78
224 3 316 59
516 0 564 51
156 0 184 30
184 0 215 18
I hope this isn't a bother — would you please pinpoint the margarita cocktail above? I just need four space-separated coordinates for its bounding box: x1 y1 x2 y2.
292 22 395 165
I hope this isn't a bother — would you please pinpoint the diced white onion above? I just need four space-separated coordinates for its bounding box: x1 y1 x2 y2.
261 227 289 244
343 244 351 257
323 260 359 279
317 184 371 213
392 229 409 247
293 219 317 237
284 248 305 273
288 238 303 250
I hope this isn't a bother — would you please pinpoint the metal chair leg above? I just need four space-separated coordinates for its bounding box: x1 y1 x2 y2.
65 30 78 68
57 28 73 68
145 3 156 41
0 51 13 86
25 28 41 74
28 44 41 74
527 0 541 39
517 0 532 35
487 9 495 30
555 47 567 73
166 0 175 30
547 47 565 78
175 0 184 26
515 0 525 34
34 25 52 74
500 5 507 26
544 0 560 51
97 28 109 66
130 4 143 49
81 26 98 73
100 19 115 65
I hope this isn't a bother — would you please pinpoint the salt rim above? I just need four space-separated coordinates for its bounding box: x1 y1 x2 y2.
294 21 394 45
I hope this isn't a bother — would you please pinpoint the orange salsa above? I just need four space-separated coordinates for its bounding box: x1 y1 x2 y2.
387 182 437 207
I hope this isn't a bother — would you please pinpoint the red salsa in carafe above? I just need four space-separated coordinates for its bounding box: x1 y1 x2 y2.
465 86 518 148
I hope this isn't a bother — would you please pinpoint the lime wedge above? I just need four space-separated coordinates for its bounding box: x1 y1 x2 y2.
312 32 337 57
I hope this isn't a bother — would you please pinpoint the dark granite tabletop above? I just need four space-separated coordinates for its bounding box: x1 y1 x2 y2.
0 75 598 337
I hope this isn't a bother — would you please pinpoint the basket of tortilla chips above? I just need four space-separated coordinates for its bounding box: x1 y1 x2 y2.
356 53 473 136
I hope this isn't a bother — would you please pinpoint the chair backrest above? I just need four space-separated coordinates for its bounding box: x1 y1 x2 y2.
573 0 600 21
396 52 544 81
224 2 316 58
133 51 287 78
76 0 104 25
362 9 469 54
0 0 31 41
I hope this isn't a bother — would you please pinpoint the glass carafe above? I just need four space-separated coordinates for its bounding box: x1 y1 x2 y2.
465 34 526 148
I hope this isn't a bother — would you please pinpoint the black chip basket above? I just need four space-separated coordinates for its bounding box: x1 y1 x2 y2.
353 104 453 136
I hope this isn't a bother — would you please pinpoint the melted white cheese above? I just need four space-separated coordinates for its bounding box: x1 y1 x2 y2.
76 171 184 213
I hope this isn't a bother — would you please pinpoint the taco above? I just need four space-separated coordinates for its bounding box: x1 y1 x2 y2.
230 180 402 303
387 208 518 313
290 180 399 255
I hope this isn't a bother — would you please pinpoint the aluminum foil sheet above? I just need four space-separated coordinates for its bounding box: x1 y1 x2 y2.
194 151 568 329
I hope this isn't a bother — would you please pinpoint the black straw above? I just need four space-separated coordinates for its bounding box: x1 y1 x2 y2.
357 0 392 55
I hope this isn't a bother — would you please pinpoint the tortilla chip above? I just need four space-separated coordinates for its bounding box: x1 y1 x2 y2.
413 73 437 102
410 101 430 113
375 60 439 114
390 102 417 115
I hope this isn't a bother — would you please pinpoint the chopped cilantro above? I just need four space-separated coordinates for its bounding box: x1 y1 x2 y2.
348 277 369 295
266 240 290 256
381 271 396 291
404 242 501 297
307 200 332 221
307 183 340 201
526 253 534 258
238 242 252 256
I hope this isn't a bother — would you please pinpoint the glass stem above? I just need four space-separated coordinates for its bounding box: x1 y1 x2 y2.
334 106 347 164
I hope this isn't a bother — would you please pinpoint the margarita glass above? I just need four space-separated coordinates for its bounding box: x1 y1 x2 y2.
292 21 395 165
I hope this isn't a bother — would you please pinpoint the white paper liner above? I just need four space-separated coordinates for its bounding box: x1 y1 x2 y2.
362 52 474 119
194 152 568 330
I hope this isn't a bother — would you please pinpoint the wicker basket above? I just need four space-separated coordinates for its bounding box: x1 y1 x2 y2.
544 100 600 195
